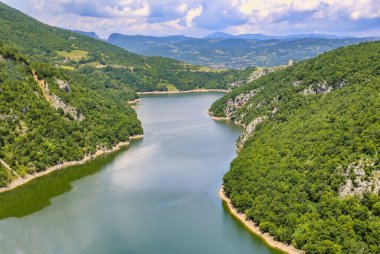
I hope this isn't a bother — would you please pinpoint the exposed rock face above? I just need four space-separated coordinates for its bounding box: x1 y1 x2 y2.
247 61 294 83
227 80 244 88
0 55 5 63
225 89 261 119
301 82 333 95
0 115 18 120
216 62 294 149
237 116 268 150
336 80 348 89
56 78 70 93
271 107 278 117
49 94 85 121
229 62 295 89
228 68 274 88
292 80 301 87
32 70 84 121
339 160 380 198
247 68 270 83
287 59 295 66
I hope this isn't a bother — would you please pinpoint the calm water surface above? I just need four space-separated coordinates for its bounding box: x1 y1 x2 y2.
0 93 282 254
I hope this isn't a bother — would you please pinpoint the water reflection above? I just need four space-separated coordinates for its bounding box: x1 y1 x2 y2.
0 140 141 220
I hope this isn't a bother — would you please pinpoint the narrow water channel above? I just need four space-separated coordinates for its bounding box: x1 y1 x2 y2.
0 93 282 254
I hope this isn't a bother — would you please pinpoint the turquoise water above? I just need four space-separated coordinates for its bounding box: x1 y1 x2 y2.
0 93 281 254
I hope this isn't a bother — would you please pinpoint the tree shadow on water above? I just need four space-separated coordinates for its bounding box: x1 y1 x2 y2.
0 140 141 220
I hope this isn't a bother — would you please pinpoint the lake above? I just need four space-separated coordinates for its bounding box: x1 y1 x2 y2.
0 93 282 254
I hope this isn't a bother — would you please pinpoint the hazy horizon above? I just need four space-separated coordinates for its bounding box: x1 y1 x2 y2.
93 31 375 40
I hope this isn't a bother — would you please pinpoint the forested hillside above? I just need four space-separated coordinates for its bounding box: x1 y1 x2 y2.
0 2 242 92
210 42 380 253
0 46 142 187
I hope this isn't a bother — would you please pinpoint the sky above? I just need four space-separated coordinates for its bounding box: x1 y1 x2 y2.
3 0 380 39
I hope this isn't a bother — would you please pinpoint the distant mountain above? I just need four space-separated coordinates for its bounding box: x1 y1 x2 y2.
205 32 281 40
283 33 346 40
204 32 235 39
234 34 278 40
108 33 377 69
205 32 352 40
108 33 187 52
71 30 100 39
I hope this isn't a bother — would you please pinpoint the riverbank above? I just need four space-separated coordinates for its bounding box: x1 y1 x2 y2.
138 89 229 95
219 187 304 254
127 98 141 104
0 135 144 194
210 115 230 121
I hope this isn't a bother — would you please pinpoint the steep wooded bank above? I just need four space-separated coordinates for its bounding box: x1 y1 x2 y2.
210 42 380 253
0 47 142 187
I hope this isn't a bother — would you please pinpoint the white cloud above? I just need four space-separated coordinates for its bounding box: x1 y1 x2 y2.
29 0 45 11
102 2 150 18
2 0 380 37
183 5 203 27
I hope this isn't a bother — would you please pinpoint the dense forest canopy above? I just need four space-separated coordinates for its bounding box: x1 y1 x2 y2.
0 46 142 186
210 41 380 253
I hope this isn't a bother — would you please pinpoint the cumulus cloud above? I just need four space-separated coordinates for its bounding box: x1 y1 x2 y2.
2 0 380 38
192 0 247 30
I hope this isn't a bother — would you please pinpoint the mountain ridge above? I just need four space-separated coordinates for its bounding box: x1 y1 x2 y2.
204 32 356 40
108 32 377 69
71 30 101 40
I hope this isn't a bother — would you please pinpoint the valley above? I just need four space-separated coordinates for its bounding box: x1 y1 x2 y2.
0 1 379 254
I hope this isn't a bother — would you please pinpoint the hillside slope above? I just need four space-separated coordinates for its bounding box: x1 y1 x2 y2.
210 42 380 253
0 2 241 92
0 47 142 187
108 33 374 69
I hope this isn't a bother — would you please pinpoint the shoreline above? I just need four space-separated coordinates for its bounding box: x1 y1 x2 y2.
127 98 141 104
137 89 229 95
0 134 144 194
211 115 230 121
219 187 304 254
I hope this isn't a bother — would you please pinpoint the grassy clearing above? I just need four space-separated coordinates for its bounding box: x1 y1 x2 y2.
56 50 89 61
59 65 75 70
80 61 104 68
166 84 178 91
193 66 226 73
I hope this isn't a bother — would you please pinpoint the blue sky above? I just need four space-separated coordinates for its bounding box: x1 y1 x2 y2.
3 0 380 38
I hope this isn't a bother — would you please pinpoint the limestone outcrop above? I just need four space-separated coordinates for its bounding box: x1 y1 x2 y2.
339 160 380 198
237 116 268 150
225 89 261 119
32 70 84 121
